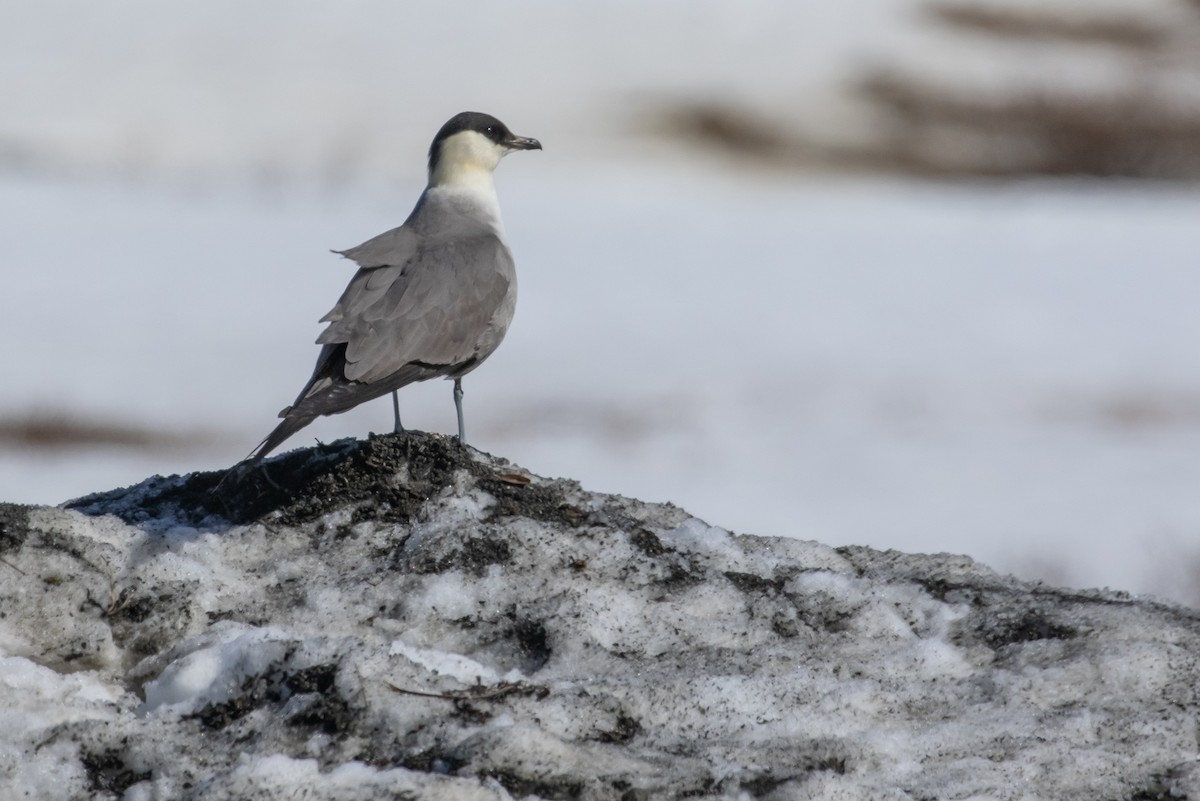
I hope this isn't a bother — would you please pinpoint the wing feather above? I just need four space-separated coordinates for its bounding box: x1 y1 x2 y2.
315 233 514 386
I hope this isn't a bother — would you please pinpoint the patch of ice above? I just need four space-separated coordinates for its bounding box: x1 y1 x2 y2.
0 656 126 799
0 656 121 715
211 753 508 800
403 488 496 551
389 640 502 685
910 638 975 680
660 518 738 560
141 625 295 715
402 570 487 622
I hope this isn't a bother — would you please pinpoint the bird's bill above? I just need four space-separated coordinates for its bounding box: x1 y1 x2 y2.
505 135 542 151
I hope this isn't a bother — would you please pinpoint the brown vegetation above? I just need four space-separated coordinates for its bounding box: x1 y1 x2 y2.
927 3 1167 50
854 74 1200 179
857 1 1200 179
654 1 1200 181
0 410 213 452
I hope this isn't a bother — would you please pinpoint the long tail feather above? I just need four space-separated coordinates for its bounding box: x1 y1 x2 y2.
246 413 318 464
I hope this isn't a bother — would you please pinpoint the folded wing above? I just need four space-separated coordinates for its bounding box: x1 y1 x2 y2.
290 232 515 415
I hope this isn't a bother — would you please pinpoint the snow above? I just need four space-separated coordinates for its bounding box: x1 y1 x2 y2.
4 170 1200 607
5 4 1198 795
389 639 510 685
3 0 1200 607
1 0 1199 683
2 437 1199 797
141 625 296 715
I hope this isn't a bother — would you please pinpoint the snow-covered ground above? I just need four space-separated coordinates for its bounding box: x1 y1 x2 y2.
3 0 1200 605
3 438 1197 800
4 169 1199 607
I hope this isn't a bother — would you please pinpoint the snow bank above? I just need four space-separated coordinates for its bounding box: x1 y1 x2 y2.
1 434 1198 799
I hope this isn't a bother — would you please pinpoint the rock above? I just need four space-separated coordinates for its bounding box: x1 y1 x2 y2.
1 432 1198 800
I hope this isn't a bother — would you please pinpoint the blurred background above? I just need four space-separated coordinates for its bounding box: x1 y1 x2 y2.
3 0 1199 603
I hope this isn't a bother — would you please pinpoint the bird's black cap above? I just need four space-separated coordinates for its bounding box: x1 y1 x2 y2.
428 111 541 172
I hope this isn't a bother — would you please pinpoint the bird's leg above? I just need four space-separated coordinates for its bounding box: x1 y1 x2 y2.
392 391 404 433
453 378 466 444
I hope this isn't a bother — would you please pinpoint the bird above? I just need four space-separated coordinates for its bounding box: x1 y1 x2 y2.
246 111 540 463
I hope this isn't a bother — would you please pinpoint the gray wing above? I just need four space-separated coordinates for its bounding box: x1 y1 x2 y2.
314 232 515 386
245 223 515 463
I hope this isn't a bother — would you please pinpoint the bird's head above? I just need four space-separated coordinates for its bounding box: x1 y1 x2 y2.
428 112 541 188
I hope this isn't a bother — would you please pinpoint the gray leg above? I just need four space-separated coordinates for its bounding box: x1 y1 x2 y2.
453 378 466 444
392 391 404 433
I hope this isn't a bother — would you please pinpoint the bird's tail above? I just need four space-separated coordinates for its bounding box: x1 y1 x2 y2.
245 411 318 465
212 411 314 493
